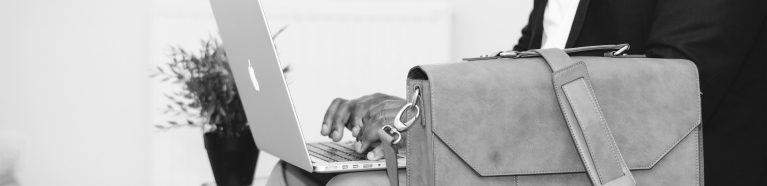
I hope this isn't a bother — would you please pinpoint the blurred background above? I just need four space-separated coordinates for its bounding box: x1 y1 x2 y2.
0 0 531 185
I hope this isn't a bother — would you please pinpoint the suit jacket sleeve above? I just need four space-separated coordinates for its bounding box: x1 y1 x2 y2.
644 0 766 118
513 9 538 51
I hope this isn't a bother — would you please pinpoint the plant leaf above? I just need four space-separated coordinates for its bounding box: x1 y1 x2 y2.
272 25 288 40
164 93 175 100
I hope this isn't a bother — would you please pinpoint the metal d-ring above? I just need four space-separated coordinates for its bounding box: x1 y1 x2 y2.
381 125 402 144
411 86 422 104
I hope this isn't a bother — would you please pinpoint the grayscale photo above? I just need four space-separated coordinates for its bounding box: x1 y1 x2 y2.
0 0 764 185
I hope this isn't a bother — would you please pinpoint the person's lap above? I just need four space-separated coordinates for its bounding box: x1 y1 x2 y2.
265 160 405 186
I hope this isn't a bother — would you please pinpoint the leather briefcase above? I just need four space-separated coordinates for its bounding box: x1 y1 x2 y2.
382 44 702 186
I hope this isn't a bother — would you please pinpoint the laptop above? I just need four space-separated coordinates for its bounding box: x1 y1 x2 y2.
208 0 406 173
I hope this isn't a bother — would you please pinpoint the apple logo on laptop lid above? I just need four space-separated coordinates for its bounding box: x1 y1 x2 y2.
247 59 260 91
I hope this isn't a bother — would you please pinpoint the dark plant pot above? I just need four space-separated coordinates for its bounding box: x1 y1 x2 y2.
204 128 259 186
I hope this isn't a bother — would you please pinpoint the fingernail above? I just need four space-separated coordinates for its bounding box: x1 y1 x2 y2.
352 127 360 136
321 124 329 134
355 141 362 152
367 151 375 160
332 130 340 139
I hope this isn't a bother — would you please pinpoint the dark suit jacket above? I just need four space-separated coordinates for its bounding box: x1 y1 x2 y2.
513 0 766 185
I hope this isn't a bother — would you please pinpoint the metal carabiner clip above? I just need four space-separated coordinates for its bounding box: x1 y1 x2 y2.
391 86 421 131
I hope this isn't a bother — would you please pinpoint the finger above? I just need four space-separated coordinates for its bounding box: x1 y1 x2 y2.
331 101 352 141
348 94 384 132
356 118 401 154
342 95 377 137
350 103 367 137
378 128 396 142
356 102 399 153
322 98 345 136
357 115 382 153
351 126 361 137
354 139 379 153
354 140 363 152
346 101 404 154
357 131 379 154
366 144 385 160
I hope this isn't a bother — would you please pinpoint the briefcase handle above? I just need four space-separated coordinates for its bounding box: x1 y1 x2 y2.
463 43 630 61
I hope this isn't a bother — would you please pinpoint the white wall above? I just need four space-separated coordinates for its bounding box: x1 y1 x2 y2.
0 0 531 185
150 1 452 185
450 0 532 59
0 0 151 186
149 1 532 186
381 0 533 60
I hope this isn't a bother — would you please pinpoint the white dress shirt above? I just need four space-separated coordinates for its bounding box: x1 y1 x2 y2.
541 0 581 49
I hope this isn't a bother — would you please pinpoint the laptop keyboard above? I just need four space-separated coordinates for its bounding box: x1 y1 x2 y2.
307 142 367 162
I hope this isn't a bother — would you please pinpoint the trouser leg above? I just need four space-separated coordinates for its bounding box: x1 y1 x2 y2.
265 160 338 186
326 169 406 186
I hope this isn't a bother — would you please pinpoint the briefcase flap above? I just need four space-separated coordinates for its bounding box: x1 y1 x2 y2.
407 56 701 176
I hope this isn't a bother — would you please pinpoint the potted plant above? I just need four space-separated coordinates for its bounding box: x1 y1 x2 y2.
153 31 288 185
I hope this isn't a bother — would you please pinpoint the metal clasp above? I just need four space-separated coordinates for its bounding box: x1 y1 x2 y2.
611 44 630 56
391 86 422 131
499 51 520 58
381 125 402 144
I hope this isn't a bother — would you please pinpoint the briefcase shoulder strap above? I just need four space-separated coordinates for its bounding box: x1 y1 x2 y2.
382 141 400 186
535 48 636 186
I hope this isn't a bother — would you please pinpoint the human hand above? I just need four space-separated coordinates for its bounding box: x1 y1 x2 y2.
321 93 404 142
356 100 413 160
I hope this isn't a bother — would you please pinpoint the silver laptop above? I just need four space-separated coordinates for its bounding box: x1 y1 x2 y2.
209 0 406 173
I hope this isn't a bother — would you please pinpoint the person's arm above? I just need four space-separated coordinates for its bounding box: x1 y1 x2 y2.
513 9 537 51
644 0 765 119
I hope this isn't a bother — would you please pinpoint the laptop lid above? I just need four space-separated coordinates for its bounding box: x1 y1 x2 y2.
209 0 314 172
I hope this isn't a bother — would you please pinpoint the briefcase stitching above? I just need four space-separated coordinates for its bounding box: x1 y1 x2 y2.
551 61 703 171
554 66 600 183
431 79 437 185
514 175 518 186
406 79 411 186
695 132 700 185
427 64 599 176
412 59 702 178
574 63 628 183
579 65 626 177
431 130 589 175
641 66 701 169
563 79 612 184
427 94 697 175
